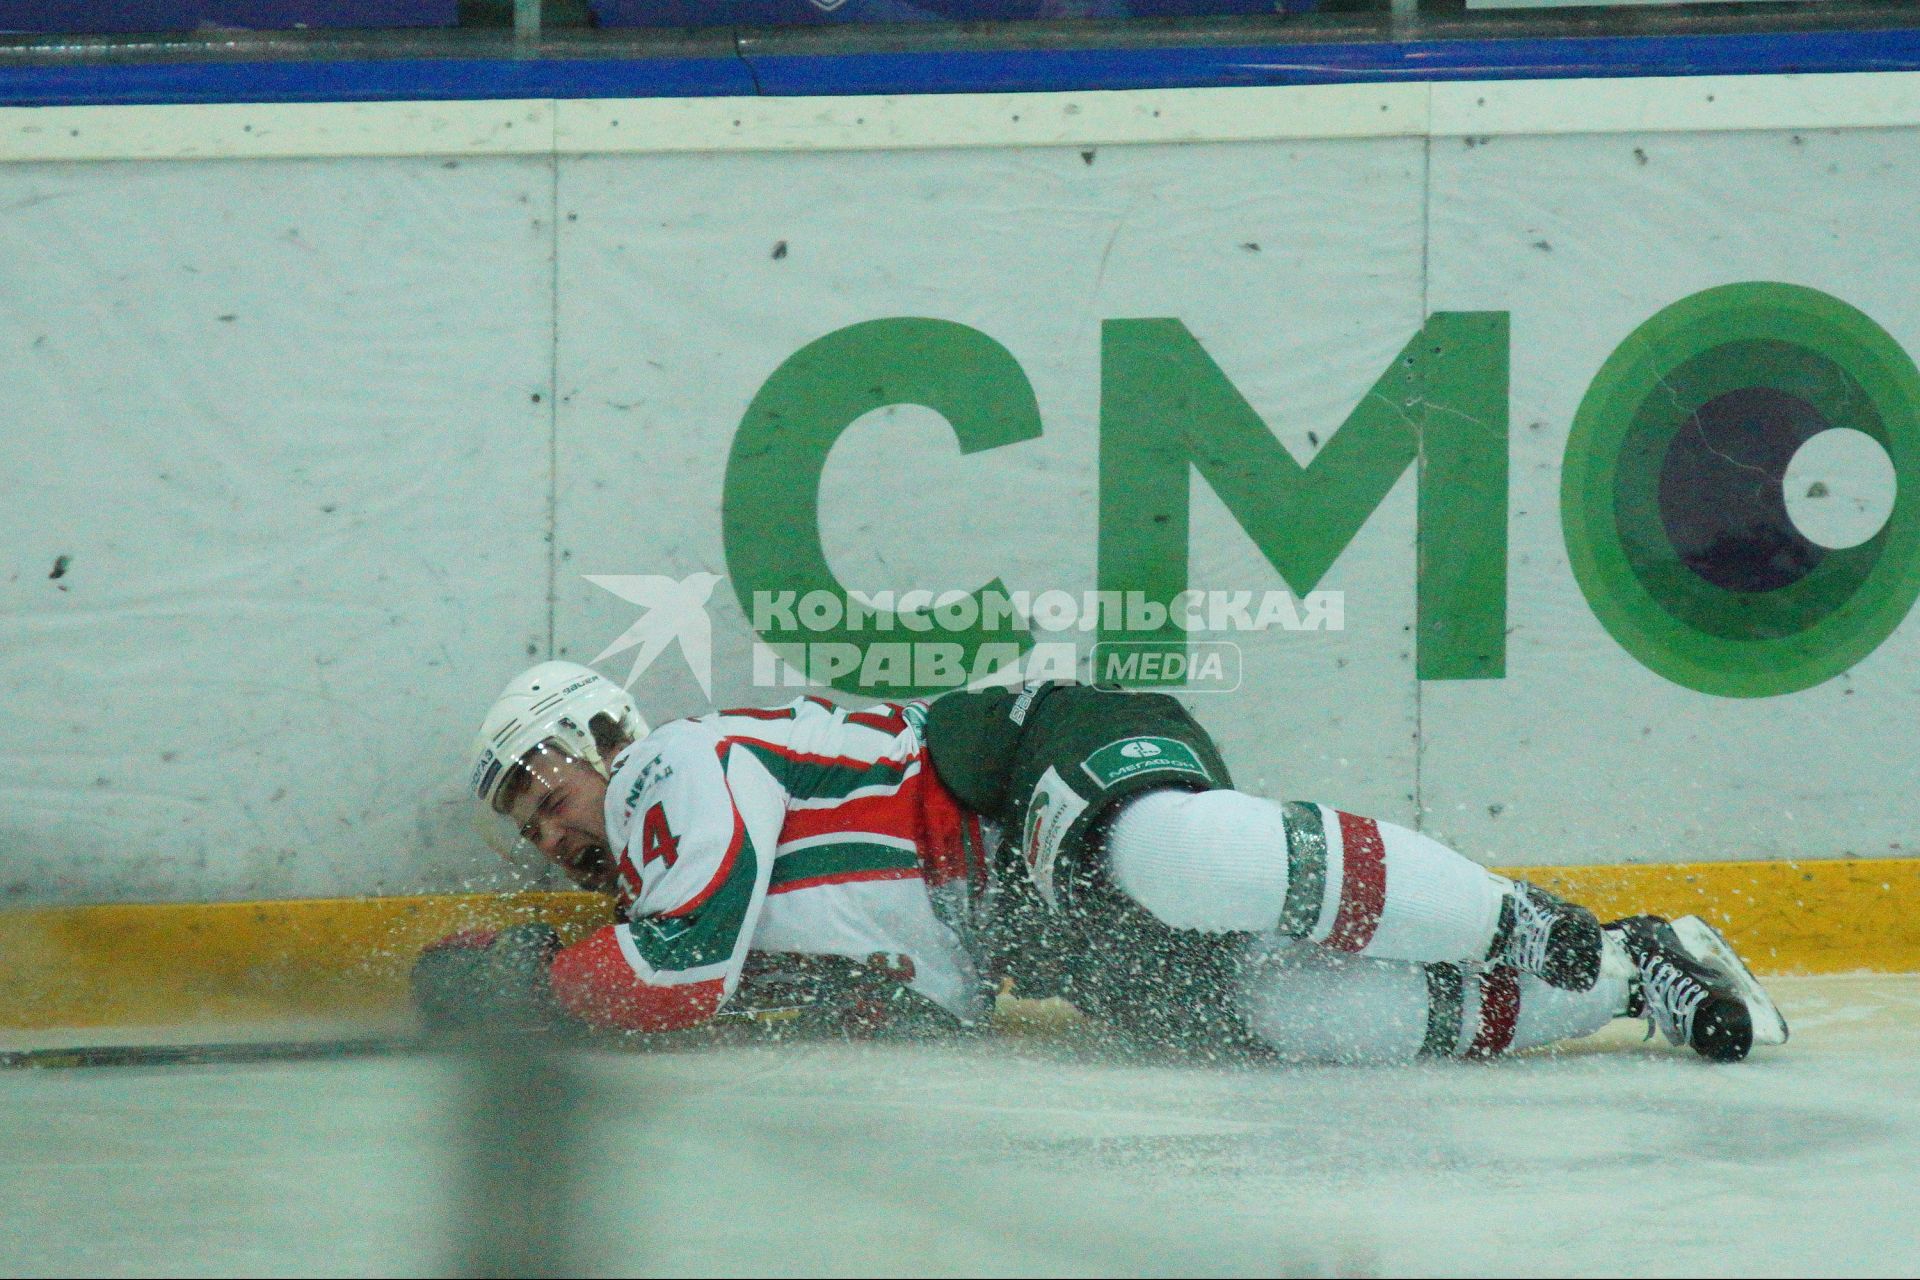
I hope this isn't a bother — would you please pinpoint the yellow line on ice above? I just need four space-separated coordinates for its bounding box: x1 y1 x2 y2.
0 857 1912 1029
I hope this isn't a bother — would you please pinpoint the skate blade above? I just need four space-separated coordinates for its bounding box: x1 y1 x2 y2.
1670 915 1790 1046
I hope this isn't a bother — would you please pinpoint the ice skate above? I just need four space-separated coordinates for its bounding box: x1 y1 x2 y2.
1608 914 1787 1062
1497 881 1605 992
1669 915 1790 1048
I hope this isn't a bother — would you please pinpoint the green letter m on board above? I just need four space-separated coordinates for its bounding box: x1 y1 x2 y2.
1099 314 1509 683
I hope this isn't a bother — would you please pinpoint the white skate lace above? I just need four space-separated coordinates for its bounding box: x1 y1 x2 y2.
1504 886 1555 977
1638 959 1708 1047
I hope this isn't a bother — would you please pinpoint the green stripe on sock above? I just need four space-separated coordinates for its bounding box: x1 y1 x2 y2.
1421 965 1466 1058
1278 801 1329 937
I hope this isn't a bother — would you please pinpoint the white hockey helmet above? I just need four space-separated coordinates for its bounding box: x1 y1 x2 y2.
468 660 648 857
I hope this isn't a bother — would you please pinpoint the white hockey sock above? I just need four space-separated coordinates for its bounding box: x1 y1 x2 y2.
1234 940 1434 1064
1105 791 1514 965
1508 971 1630 1052
1233 942 1629 1065
1106 788 1290 932
1331 812 1513 966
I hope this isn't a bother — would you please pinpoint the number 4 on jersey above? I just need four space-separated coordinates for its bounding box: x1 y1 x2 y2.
640 803 680 870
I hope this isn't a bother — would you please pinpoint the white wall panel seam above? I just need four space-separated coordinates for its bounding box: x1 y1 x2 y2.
545 151 562 660
1414 98 1432 835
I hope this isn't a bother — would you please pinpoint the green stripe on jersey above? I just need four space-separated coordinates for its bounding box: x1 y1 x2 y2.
736 742 912 801
629 830 761 975
771 841 921 889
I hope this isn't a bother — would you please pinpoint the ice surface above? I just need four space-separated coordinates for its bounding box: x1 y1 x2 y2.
2 974 1916 1277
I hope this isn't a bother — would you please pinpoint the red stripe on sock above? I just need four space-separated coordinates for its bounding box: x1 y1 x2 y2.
1325 812 1387 952
1467 967 1522 1058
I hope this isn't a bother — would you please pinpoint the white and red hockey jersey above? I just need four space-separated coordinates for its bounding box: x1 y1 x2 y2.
548 696 995 1031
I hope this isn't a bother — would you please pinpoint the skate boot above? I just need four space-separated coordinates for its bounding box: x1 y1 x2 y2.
1494 882 1604 992
1609 914 1788 1062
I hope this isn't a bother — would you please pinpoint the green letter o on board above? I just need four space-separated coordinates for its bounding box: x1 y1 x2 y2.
1563 283 1920 697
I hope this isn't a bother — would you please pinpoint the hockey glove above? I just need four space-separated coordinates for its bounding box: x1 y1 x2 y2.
410 922 567 1037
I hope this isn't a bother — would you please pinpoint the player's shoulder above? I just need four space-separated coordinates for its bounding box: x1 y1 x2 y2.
618 715 730 772
607 702 816 782
612 695 923 782
605 717 724 814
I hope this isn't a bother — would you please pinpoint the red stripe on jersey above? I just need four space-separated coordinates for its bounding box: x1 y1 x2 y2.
549 925 725 1032
657 741 749 920
1467 967 1522 1057
733 736 914 776
773 743 978 890
845 705 908 734
720 706 797 721
767 866 923 896
1325 812 1388 953
916 757 978 889
780 786 921 845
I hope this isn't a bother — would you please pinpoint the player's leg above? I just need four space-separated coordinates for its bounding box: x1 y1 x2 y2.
1232 939 1629 1065
1105 787 1603 989
924 682 1599 999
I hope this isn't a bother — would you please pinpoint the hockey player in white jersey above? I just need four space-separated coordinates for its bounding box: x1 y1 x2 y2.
421 661 1787 1064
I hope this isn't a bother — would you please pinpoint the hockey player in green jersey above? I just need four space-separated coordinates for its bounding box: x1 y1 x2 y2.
423 660 1787 1064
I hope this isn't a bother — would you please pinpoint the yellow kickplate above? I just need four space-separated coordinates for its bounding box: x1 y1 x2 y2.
0 892 615 1030
0 858 1912 1029
1508 858 1920 978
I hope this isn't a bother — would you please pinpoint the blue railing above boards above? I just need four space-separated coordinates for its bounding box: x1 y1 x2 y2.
740 26 1920 94
589 1 1313 26
0 1 457 34
0 52 760 104
5 13 1920 105
0 0 1307 33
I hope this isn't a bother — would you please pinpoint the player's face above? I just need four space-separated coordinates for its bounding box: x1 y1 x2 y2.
504 754 616 894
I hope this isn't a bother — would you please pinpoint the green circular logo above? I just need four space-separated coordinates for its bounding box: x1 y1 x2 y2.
1563 283 1920 696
